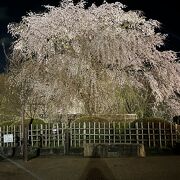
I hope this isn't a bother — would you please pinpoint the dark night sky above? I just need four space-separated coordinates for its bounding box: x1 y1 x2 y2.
0 0 180 72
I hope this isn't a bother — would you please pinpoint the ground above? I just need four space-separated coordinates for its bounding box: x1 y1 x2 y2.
0 155 180 180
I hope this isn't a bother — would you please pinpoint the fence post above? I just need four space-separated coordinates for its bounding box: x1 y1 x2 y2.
83 122 86 146
108 122 111 144
163 123 166 148
36 124 39 147
13 125 16 147
52 124 56 148
62 123 65 147
152 122 155 148
87 122 89 144
44 124 47 147
94 122 96 144
113 122 116 143
6 125 8 147
119 122 121 143
141 122 144 144
98 122 101 143
128 122 130 143
19 125 22 147
48 123 51 148
69 123 73 147
0 127 1 147
135 122 139 144
74 123 77 147
103 122 105 143
170 123 173 147
78 123 81 147
40 124 43 148
124 122 126 143
148 122 150 148
57 123 60 147
175 124 178 143
159 122 162 148
30 124 32 147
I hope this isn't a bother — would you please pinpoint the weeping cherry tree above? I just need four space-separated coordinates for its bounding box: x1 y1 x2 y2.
8 0 180 120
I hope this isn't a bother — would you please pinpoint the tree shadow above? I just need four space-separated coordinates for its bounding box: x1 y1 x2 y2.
79 157 116 180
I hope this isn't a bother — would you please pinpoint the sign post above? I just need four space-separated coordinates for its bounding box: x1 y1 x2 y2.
3 134 13 143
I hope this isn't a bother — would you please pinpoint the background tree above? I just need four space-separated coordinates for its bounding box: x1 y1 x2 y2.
7 0 180 119
0 74 20 120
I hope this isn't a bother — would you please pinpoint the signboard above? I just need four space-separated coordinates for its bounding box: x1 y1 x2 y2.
3 134 13 143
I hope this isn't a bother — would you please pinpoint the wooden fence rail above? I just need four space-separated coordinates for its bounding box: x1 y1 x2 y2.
0 122 179 149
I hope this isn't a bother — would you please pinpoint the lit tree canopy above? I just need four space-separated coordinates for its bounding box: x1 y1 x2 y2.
8 0 180 118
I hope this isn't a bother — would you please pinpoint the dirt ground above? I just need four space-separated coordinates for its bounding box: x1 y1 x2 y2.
0 155 180 180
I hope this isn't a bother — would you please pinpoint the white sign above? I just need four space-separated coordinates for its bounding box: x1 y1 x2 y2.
3 134 13 143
